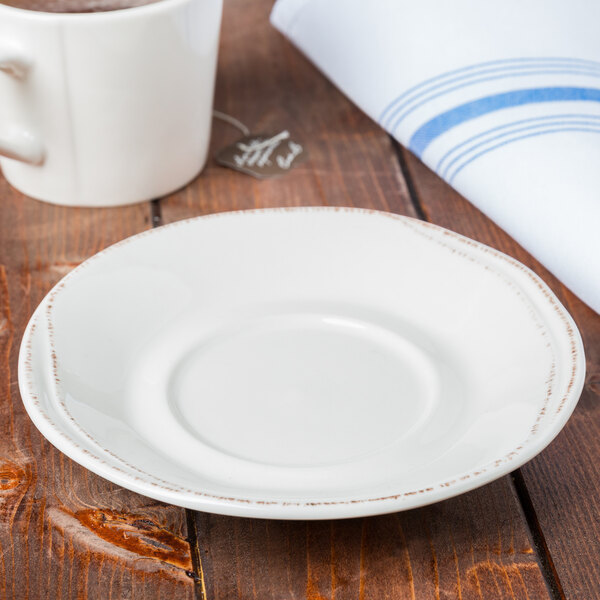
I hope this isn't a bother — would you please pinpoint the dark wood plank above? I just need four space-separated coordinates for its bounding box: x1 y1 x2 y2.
0 182 195 598
196 481 547 600
159 0 552 597
399 147 600 599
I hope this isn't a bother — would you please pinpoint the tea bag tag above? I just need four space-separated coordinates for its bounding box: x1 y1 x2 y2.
215 130 305 179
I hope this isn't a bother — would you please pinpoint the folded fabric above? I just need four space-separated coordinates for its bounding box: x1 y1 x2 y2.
271 0 600 314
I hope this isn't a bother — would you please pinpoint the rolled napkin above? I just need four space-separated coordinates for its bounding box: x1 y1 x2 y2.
271 0 600 314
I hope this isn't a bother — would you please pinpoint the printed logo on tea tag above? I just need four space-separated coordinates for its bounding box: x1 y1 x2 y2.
215 130 305 179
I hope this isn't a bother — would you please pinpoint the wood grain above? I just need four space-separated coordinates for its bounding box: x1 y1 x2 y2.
160 0 553 598
159 0 415 220
0 182 195 598
195 481 548 600
399 147 600 599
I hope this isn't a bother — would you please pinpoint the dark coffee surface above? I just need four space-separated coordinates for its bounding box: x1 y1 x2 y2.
1 0 162 12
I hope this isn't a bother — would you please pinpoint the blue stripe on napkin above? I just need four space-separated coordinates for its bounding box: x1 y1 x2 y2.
379 58 600 128
435 113 600 173
408 87 600 156
448 125 600 183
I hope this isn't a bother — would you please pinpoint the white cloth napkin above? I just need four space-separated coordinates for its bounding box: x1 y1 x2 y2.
271 0 600 314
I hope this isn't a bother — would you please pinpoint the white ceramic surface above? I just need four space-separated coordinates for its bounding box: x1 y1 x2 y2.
0 0 222 206
18 208 585 519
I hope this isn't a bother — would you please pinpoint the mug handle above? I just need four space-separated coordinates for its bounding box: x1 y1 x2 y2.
0 42 45 165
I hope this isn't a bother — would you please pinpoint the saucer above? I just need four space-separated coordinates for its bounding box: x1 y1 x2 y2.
18 208 585 519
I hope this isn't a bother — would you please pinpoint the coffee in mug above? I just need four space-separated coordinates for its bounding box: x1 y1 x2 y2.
0 0 162 13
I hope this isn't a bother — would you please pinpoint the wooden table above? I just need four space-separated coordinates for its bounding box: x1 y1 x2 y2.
1 1 599 598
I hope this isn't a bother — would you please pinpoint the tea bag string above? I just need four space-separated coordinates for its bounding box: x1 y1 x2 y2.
212 110 250 136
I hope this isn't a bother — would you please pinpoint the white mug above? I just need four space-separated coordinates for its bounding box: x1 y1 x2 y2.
0 0 222 206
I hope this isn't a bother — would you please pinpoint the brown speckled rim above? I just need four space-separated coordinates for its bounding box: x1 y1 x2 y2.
18 207 586 518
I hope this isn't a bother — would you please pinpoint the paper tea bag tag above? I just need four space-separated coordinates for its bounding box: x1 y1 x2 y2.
215 130 305 179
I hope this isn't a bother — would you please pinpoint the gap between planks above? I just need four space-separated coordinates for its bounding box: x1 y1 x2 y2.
149 197 206 599
390 135 567 600
510 471 566 600
150 146 568 599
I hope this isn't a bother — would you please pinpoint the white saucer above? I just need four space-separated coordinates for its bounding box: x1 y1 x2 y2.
18 208 585 519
